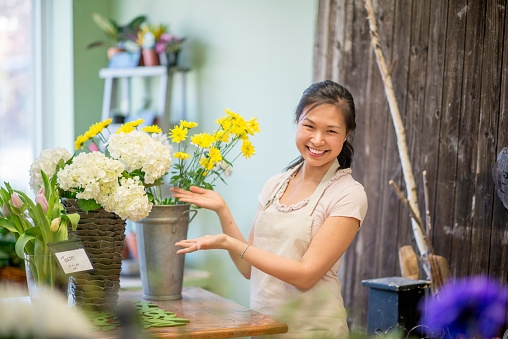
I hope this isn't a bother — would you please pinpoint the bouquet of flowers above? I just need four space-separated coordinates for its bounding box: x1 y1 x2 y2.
64 109 258 211
166 109 259 203
0 167 80 289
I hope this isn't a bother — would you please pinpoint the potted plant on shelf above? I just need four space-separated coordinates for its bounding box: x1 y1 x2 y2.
0 164 80 301
87 12 146 60
156 33 186 67
134 23 167 66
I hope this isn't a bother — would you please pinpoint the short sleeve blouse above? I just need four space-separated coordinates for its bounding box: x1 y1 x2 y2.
258 168 368 238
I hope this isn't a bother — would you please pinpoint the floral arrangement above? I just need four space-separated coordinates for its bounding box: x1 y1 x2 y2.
0 169 80 288
25 109 258 223
167 109 259 203
419 275 508 338
134 22 185 55
66 109 258 209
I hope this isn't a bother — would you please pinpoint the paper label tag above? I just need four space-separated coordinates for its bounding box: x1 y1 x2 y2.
55 248 94 274
47 239 95 275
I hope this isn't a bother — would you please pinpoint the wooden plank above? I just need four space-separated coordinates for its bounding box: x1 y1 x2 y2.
489 0 508 285
369 1 401 278
105 287 288 338
419 0 449 262
313 0 332 82
328 0 346 80
450 0 485 277
432 0 467 261
379 0 411 279
469 0 505 276
401 0 431 279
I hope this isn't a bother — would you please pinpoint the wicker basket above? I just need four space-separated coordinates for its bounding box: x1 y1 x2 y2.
62 198 126 312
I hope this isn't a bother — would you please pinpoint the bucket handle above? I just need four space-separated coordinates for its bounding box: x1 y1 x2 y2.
171 209 198 233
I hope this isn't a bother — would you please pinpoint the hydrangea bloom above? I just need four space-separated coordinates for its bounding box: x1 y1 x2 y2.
103 177 152 221
106 130 172 184
29 147 72 192
57 152 124 201
419 276 508 338
57 153 152 221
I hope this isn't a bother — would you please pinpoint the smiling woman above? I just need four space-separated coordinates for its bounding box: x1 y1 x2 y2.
171 80 368 338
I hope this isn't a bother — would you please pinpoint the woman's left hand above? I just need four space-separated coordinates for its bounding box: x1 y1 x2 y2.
175 234 228 254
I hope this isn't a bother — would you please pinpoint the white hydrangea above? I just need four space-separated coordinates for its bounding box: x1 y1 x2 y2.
29 147 72 193
102 177 152 222
106 130 172 184
56 152 124 201
151 132 173 152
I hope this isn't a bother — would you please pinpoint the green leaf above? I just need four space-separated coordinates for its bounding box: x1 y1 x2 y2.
15 232 37 259
77 199 101 213
62 213 80 231
41 170 50 193
0 218 18 234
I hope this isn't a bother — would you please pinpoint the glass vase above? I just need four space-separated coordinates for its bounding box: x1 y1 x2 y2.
24 254 69 302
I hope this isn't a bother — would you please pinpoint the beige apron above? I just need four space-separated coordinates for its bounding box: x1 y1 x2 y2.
250 159 349 338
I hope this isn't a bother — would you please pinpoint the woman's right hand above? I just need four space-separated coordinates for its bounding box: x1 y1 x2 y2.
170 186 226 213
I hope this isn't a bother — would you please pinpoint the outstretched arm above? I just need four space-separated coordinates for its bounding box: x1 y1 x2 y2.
170 186 256 278
175 213 360 290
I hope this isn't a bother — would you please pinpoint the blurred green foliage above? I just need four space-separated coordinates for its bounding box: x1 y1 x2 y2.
0 228 23 268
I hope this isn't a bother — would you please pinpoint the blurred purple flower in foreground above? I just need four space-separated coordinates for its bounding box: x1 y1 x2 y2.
419 276 508 338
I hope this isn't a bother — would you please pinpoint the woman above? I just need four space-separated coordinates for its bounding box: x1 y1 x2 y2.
171 80 368 338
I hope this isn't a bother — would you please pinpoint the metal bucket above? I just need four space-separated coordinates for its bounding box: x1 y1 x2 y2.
135 204 197 300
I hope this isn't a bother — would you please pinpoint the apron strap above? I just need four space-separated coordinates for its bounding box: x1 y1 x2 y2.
262 164 302 211
300 159 340 216
263 159 340 213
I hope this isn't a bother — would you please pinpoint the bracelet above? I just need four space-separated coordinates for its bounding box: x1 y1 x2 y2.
239 243 250 259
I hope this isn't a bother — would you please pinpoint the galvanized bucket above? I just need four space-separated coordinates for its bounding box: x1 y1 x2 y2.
135 204 197 300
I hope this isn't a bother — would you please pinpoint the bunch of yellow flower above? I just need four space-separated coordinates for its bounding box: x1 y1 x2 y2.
168 109 259 197
74 118 113 150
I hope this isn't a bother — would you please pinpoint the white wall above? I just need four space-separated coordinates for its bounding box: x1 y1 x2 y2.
103 0 315 307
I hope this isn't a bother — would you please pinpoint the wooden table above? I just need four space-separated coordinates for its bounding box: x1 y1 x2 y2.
102 287 287 338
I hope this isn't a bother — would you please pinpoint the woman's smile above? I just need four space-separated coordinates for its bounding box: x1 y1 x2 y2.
307 146 328 156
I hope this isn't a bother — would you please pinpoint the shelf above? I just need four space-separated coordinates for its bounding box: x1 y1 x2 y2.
99 66 190 79
99 65 190 133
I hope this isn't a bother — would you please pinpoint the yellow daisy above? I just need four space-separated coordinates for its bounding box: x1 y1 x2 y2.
126 118 144 128
230 116 248 135
208 147 222 163
74 135 87 150
116 124 135 134
180 120 198 129
169 125 188 143
247 117 260 135
142 125 162 133
191 133 213 148
241 140 255 159
173 152 191 160
101 118 113 129
199 157 214 170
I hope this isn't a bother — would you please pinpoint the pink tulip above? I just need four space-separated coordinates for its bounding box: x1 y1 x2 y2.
2 203 9 216
35 193 49 213
37 187 45 196
10 194 23 209
89 143 100 152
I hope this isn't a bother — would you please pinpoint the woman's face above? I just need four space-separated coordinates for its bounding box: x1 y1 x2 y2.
295 104 349 169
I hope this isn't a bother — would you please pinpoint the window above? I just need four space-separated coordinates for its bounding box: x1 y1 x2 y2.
0 0 35 193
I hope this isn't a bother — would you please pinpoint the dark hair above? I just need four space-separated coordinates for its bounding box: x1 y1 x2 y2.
287 80 356 170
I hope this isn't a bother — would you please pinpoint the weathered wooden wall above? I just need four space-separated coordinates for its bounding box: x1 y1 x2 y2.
314 0 508 330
